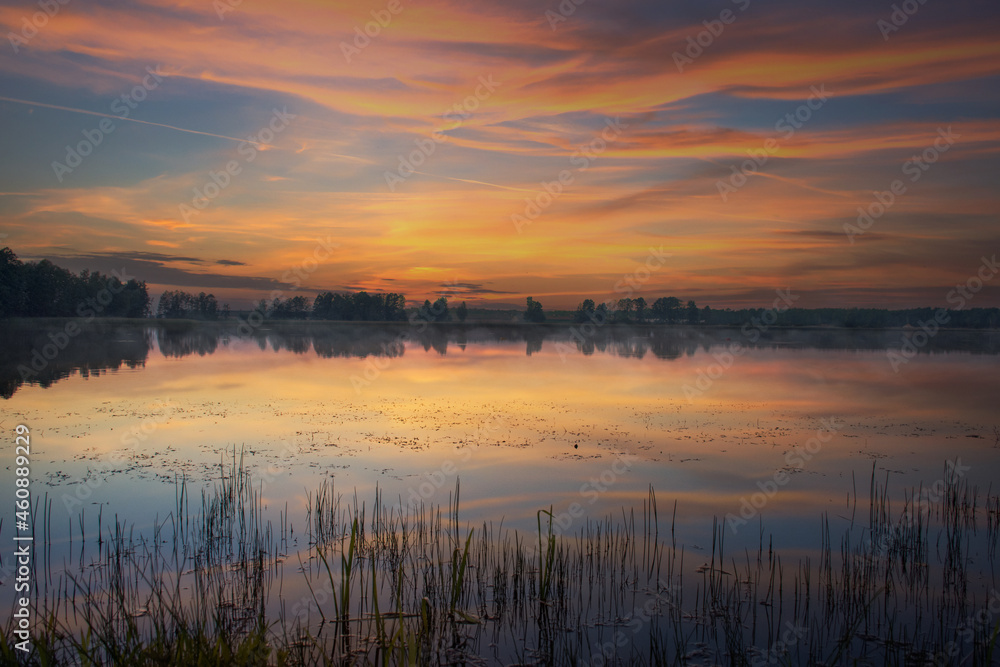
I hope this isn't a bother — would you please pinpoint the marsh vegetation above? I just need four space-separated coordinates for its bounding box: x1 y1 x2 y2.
4 452 998 666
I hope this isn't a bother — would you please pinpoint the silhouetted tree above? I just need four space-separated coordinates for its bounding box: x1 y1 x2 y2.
595 302 609 323
524 297 545 323
0 249 151 318
651 296 682 323
616 298 634 322
156 290 219 319
431 297 450 322
413 296 450 323
197 292 219 319
574 299 596 323
312 291 407 321
0 247 26 317
456 301 468 322
269 295 309 319
687 300 699 324
634 297 647 323
23 259 76 316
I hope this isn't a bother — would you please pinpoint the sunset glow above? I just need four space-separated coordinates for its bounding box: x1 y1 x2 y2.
1 0 998 308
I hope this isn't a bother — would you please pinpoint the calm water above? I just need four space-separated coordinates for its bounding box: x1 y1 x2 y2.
1 321 999 661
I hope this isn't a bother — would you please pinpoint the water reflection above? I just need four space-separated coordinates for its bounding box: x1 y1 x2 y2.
3 317 998 647
2 320 998 397
0 381 994 664
0 321 150 398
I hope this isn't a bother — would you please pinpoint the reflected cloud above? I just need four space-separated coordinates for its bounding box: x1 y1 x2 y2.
3 321 998 398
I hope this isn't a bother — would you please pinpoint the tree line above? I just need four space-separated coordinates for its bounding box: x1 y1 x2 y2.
0 248 150 318
156 290 230 320
3 247 997 328
574 297 704 324
231 292 465 322
161 290 470 323
572 296 999 329
312 291 408 321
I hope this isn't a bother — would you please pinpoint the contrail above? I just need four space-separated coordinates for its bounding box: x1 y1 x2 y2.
412 170 538 193
0 95 267 146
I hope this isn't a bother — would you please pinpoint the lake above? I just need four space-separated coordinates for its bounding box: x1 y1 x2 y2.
2 320 999 664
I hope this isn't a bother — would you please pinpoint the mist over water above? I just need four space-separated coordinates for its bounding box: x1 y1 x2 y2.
2 321 998 663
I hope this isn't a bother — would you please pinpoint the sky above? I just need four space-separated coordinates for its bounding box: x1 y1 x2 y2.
0 0 998 310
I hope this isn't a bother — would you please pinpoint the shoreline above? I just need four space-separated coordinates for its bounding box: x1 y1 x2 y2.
3 317 1000 333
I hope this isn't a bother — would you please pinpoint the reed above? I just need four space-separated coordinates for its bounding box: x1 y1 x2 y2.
5 453 998 666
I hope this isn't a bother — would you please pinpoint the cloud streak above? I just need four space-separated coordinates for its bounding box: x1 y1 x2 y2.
0 0 997 308
0 95 267 146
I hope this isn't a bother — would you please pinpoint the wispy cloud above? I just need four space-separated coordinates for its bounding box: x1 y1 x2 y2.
0 0 997 307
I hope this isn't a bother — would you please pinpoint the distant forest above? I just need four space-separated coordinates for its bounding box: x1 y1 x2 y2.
2 247 998 328
571 297 1000 328
0 247 150 318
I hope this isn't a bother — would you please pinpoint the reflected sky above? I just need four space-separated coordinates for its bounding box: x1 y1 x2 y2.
2 323 997 552
2 321 997 664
